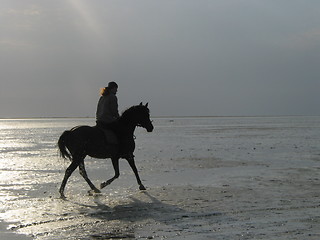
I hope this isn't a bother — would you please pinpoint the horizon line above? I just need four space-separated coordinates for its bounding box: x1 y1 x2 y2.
1 114 319 120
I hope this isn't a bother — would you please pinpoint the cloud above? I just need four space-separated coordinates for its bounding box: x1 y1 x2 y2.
0 39 33 49
1 0 320 117
1 5 41 16
291 29 320 49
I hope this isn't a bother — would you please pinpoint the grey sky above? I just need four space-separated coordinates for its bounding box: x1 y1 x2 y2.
1 0 319 118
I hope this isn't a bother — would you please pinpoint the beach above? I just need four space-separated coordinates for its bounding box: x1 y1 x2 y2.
0 116 319 239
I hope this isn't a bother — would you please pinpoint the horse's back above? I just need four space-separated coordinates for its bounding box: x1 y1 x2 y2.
71 125 103 142
70 125 117 158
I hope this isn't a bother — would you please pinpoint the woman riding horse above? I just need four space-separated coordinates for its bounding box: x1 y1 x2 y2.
58 103 153 199
96 82 119 145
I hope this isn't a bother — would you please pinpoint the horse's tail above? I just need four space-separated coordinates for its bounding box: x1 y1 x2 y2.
58 130 72 161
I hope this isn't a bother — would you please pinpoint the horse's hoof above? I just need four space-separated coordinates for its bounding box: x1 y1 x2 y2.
60 194 67 200
139 185 146 191
100 182 107 189
94 189 101 194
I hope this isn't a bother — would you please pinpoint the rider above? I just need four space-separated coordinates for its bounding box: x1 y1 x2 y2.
96 81 119 144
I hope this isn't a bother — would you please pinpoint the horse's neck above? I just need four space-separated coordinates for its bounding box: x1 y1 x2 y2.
118 118 136 135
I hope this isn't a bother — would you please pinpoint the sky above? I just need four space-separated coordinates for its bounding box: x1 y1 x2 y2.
1 0 320 118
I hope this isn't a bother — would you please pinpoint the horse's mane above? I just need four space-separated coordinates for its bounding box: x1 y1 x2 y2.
120 105 149 121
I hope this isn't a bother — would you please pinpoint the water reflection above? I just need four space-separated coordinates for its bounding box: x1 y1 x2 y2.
0 117 320 239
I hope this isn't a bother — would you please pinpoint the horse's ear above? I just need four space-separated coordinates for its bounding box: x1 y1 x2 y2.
139 102 143 106
145 102 148 107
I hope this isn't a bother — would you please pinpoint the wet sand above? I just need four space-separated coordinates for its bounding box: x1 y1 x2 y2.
2 156 320 239
0 117 320 239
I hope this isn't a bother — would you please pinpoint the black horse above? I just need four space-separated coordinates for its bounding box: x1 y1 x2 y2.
58 103 154 199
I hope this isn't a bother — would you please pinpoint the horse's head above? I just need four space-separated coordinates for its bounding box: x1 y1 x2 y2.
121 103 154 132
136 102 154 132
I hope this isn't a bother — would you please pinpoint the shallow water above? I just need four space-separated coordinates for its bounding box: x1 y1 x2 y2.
0 116 320 239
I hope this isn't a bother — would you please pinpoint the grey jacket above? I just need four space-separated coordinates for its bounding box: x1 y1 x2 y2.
96 94 120 123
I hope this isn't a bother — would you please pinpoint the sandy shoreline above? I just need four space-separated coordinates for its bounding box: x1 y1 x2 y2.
2 158 319 239
1 117 320 239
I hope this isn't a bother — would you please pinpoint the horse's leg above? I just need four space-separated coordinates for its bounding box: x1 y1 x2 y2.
126 156 146 190
100 157 120 189
79 161 101 194
59 160 80 199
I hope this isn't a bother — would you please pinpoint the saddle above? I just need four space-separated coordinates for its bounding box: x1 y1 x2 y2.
96 125 135 158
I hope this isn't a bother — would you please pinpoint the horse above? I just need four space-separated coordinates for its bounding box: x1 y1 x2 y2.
57 103 154 199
